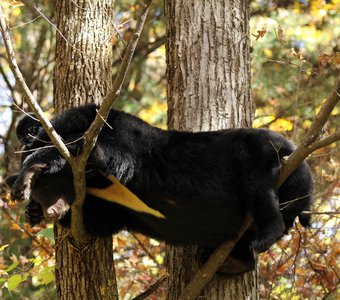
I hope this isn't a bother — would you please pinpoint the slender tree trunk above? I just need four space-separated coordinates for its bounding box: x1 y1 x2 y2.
53 1 118 299
165 1 257 299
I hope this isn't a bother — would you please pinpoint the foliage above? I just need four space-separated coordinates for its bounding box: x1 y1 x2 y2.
0 0 339 299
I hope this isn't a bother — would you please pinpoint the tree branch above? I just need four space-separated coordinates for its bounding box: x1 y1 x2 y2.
112 35 166 67
132 274 168 300
1 0 152 241
306 131 340 153
19 0 40 18
0 5 71 161
302 211 340 215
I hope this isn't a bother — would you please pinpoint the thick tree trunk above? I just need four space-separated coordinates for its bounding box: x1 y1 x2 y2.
53 1 118 299
165 1 257 299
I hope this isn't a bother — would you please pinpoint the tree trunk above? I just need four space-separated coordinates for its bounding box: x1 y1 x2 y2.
165 1 257 299
53 1 118 299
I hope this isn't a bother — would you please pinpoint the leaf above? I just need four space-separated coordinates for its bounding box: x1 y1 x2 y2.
0 277 7 283
330 52 340 66
277 25 285 42
318 53 331 66
37 227 54 240
0 245 9 251
290 48 305 61
269 118 293 132
4 262 19 272
7 274 23 291
35 266 54 285
252 28 267 40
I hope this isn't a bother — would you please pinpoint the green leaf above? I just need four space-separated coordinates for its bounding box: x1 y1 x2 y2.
37 227 54 240
22 272 29 281
0 277 7 283
36 266 54 285
4 262 18 272
7 274 23 291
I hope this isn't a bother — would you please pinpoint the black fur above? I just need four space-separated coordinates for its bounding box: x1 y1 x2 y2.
9 105 313 254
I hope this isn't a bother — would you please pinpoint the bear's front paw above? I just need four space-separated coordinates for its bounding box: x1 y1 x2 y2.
25 201 44 227
10 163 46 202
11 180 30 202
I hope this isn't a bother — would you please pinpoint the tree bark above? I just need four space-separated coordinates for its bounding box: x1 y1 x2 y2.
53 1 118 299
165 0 257 299
54 0 115 111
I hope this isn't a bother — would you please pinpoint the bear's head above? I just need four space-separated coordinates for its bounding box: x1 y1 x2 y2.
6 168 73 224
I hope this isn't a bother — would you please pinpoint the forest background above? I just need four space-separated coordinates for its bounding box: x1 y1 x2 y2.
0 0 339 299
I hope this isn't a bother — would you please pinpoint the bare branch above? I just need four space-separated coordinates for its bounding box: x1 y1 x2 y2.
1 0 152 243
112 35 166 67
302 211 340 215
0 6 71 161
132 274 168 300
306 131 340 153
19 0 40 18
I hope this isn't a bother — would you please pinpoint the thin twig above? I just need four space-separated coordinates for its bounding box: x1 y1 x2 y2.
10 99 40 121
95 109 113 130
2 208 53 256
301 211 340 215
112 35 166 67
131 233 161 267
132 274 168 300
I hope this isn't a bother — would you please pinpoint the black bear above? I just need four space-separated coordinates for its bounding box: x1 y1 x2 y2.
8 105 313 255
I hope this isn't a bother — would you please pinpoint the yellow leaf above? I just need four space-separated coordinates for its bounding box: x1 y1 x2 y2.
253 116 275 128
269 118 293 132
0 245 9 251
263 48 273 58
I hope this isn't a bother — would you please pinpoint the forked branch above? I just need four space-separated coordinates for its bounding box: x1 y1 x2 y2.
0 1 152 241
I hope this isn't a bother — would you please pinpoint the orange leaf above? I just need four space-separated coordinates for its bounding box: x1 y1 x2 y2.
252 28 267 40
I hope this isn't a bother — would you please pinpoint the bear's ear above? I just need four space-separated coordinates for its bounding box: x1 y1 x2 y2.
16 114 42 146
5 174 18 188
